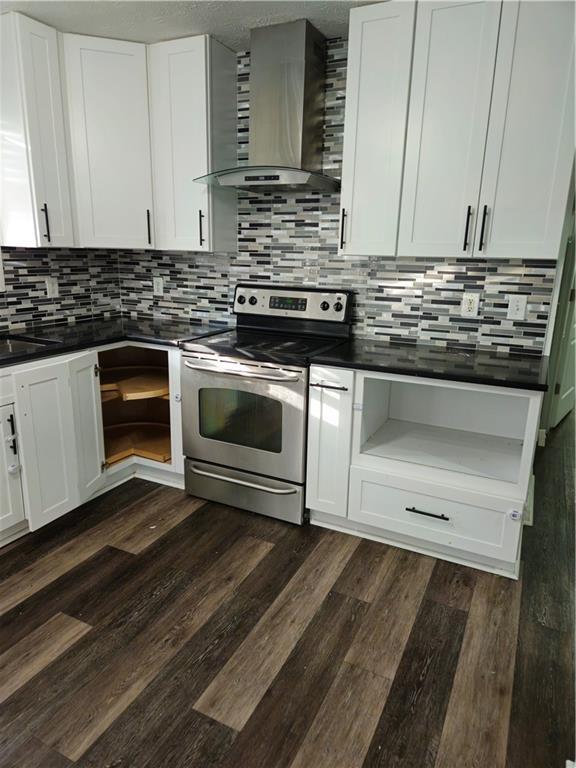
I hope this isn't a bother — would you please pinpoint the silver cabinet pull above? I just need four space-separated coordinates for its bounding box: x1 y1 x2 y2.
183 359 301 383
190 464 297 495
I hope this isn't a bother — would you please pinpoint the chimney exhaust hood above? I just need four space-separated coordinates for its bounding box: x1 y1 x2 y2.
195 20 340 193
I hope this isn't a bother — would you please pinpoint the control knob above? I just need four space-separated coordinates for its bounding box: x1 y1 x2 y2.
249 296 258 306
237 295 246 305
320 301 330 311
333 301 343 312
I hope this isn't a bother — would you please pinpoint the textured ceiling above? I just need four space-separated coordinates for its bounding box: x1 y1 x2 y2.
0 1 367 49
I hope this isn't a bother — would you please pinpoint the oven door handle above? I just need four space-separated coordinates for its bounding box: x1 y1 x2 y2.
189 464 298 495
183 360 301 383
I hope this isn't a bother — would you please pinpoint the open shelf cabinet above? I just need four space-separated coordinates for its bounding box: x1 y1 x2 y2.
353 372 539 494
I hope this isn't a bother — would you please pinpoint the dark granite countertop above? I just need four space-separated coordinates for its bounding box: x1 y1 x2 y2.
0 316 230 368
312 338 548 391
1 318 548 391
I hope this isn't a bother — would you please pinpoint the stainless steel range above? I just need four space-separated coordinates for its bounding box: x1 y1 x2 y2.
180 284 352 524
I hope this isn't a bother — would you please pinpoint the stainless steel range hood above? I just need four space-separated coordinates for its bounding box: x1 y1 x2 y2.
195 20 340 193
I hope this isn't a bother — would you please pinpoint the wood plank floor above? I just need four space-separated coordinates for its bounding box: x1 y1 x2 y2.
0 415 573 768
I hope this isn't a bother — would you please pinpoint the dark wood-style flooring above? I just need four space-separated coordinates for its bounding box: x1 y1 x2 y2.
0 415 573 768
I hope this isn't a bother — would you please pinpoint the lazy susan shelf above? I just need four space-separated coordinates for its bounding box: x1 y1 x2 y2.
100 367 169 401
104 423 171 465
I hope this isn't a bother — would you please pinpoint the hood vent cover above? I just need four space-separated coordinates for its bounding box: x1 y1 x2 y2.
195 20 340 193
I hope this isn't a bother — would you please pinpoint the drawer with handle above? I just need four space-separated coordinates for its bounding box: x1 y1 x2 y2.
348 466 522 563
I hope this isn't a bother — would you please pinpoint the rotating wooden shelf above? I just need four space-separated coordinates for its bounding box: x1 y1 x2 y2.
104 423 171 465
100 367 169 402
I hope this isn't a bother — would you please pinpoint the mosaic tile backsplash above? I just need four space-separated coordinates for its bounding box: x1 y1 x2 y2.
0 38 557 354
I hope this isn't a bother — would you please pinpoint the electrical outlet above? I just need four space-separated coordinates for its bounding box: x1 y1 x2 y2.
45 276 59 298
460 292 480 317
507 294 527 320
153 276 164 296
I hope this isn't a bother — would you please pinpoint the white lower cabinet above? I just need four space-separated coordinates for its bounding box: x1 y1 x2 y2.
2 344 183 539
306 367 354 517
307 365 542 577
0 404 26 532
348 467 522 565
69 352 106 503
14 358 81 530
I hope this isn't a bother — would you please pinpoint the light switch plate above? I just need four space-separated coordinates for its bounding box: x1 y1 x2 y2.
507 294 527 320
460 292 480 317
153 276 164 296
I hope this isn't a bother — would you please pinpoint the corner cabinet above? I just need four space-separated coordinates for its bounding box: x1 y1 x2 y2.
397 0 574 260
148 36 237 252
306 367 354 517
0 13 74 247
62 34 154 249
338 1 415 257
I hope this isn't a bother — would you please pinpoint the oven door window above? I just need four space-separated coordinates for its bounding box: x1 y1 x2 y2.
198 388 282 453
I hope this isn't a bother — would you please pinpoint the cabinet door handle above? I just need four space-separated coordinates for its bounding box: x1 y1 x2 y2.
7 413 15 436
146 209 152 245
309 382 348 392
41 203 51 243
339 208 347 249
199 210 205 246
478 205 488 251
406 506 450 522
9 437 17 455
462 205 472 251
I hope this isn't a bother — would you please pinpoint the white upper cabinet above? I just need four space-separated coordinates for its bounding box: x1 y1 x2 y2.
0 13 74 247
148 35 237 252
475 1 575 259
398 0 502 258
62 34 154 248
339 1 415 257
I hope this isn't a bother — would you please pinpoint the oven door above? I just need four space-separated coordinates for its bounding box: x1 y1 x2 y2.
181 355 307 483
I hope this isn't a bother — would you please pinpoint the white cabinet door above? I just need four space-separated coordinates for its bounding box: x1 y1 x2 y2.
0 13 73 247
69 351 105 503
306 367 355 517
0 404 26 533
339 1 415 257
398 0 502 257
148 36 210 251
475 1 575 260
14 360 79 531
63 34 154 248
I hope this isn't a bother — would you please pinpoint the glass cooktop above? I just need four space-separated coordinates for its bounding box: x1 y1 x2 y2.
181 329 346 366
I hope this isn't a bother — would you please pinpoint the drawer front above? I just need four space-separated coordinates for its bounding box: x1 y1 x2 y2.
348 467 521 563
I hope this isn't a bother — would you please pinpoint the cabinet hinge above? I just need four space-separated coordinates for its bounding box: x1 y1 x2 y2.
554 382 561 395
569 287 575 304
94 364 101 377
101 461 108 473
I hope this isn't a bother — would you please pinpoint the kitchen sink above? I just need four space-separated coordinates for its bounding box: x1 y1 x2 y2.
0 335 59 358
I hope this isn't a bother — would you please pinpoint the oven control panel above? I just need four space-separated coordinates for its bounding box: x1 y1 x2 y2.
234 285 351 322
